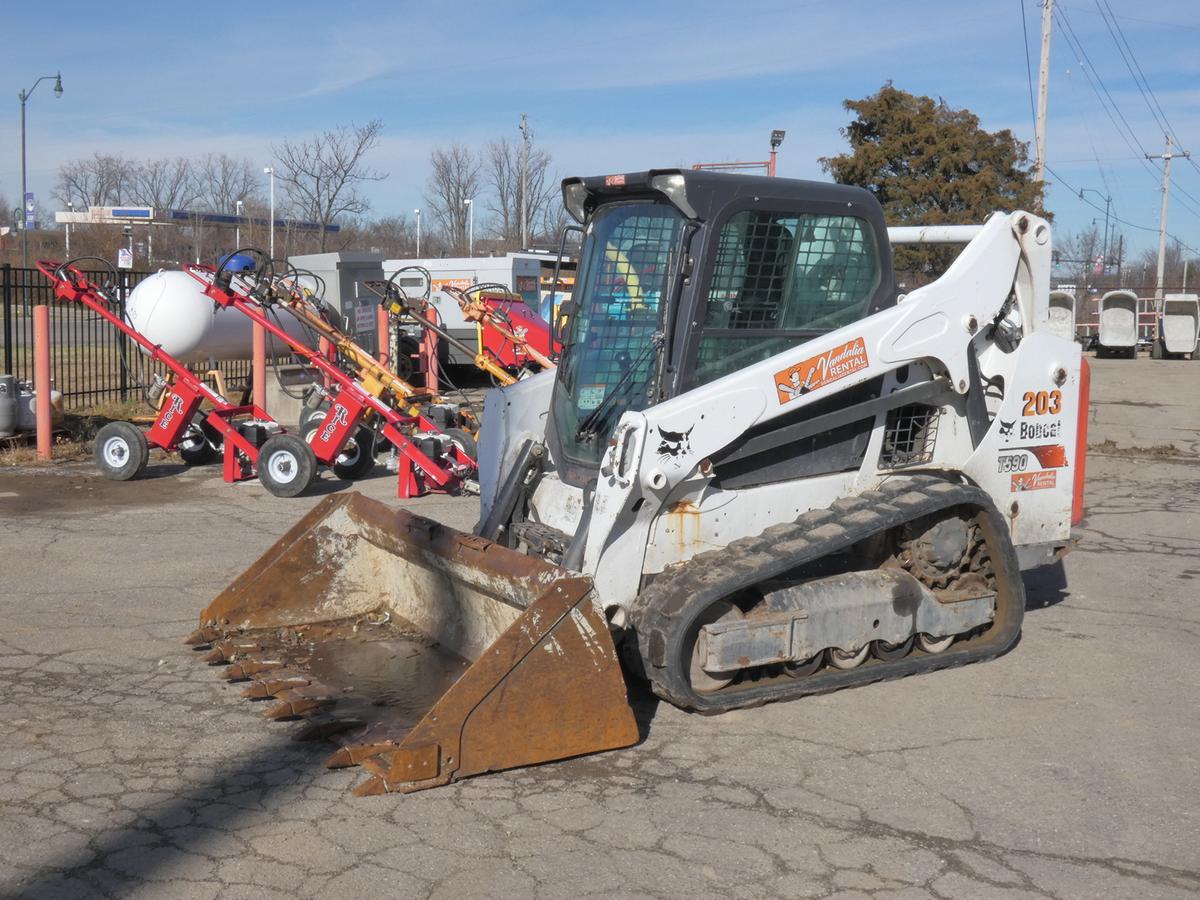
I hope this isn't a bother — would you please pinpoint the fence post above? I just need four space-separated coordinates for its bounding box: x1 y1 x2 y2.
117 270 130 401
253 322 267 412
34 304 52 460
2 264 11 376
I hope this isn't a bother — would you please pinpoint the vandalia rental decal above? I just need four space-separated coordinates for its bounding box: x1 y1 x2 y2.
775 338 869 404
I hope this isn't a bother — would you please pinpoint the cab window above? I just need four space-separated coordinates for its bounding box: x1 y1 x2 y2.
692 211 879 386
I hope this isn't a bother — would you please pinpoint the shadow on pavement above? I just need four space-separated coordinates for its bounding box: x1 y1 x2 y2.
1023 558 1070 610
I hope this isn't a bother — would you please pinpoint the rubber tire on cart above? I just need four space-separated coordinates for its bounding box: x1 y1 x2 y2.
395 336 420 383
301 420 377 480
179 421 220 466
94 421 150 481
297 403 330 435
256 433 318 498
441 427 478 463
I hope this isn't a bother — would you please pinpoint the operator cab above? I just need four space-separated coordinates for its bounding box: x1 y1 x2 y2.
550 169 897 485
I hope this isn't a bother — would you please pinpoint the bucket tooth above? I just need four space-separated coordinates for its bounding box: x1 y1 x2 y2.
324 741 399 769
222 659 284 681
203 640 260 665
263 684 337 720
293 719 365 742
351 776 391 797
242 675 310 699
184 626 222 647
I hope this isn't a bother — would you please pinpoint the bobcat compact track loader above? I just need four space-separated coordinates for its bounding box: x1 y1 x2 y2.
187 170 1087 795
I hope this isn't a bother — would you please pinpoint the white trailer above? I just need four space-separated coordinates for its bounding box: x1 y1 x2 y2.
1154 294 1200 360
1098 289 1138 359
383 254 545 364
1047 290 1076 343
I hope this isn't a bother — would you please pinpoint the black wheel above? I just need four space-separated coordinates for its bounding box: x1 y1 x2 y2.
1150 340 1163 360
297 403 328 434
333 428 377 479
441 427 478 462
256 433 317 498
94 421 149 481
872 635 916 661
179 421 219 466
686 601 743 694
301 420 377 480
394 336 420 382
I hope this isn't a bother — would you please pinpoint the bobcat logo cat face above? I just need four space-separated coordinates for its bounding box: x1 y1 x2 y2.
657 426 693 460
998 419 1015 438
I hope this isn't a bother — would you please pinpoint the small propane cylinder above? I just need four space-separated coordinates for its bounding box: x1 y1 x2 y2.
15 382 64 431
0 374 16 437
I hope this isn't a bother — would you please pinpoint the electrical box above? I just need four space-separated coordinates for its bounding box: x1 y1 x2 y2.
289 252 386 355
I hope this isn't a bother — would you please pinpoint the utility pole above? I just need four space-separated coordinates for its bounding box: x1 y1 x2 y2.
1035 0 1053 183
519 113 531 249
1146 134 1190 299
414 208 422 256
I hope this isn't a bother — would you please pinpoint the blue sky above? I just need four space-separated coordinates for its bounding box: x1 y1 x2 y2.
3 0 1199 262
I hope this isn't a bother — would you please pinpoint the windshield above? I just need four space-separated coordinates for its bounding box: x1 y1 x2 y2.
552 201 685 468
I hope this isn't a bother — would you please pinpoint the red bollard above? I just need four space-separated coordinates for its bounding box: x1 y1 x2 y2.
376 305 390 366
252 321 267 413
34 305 52 460
421 307 440 391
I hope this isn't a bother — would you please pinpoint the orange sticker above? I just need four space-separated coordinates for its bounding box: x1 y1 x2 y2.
1011 471 1057 492
774 337 869 404
604 174 627 186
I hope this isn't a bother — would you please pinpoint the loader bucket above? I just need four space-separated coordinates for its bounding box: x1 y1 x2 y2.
186 492 640 795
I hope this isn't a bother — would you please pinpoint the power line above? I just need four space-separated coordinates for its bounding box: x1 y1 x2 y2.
1019 0 1039 133
1046 164 1200 257
1052 6 1156 172
1054 8 1200 222
1094 0 1178 144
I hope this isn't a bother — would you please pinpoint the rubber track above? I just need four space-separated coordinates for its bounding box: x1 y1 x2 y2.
628 475 1026 713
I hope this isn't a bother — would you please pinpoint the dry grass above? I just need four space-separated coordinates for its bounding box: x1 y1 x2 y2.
0 406 151 469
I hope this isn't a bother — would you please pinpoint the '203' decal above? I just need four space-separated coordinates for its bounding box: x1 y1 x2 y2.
1022 390 1062 416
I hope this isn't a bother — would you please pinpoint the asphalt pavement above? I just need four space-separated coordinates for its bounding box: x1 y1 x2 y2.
0 356 1197 899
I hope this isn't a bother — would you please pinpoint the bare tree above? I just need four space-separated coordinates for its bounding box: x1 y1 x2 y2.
358 214 416 257
53 154 134 207
194 154 262 213
425 144 481 254
271 120 386 251
127 157 198 212
483 136 557 250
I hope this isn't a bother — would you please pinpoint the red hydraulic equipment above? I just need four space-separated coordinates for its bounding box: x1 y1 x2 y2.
186 261 475 499
450 284 560 373
35 258 316 497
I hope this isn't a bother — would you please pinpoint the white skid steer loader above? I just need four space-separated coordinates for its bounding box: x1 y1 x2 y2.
187 170 1087 795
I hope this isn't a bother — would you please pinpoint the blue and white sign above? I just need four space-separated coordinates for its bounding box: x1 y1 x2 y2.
24 192 35 230
117 248 133 270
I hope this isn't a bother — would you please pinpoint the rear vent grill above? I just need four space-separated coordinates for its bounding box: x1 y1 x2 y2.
880 404 940 469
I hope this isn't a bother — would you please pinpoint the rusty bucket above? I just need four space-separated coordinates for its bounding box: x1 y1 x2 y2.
186 492 639 795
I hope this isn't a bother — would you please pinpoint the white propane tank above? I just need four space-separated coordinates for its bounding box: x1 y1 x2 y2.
125 270 309 364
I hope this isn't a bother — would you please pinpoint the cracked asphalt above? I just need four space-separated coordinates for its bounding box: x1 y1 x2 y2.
1 356 1198 899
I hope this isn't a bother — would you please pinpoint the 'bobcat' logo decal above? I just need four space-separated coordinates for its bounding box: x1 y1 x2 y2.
998 419 1015 438
657 426 693 461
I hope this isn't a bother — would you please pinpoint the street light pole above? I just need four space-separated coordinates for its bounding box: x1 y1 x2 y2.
768 129 786 178
18 71 63 269
235 199 244 249
65 201 73 257
263 167 276 258
414 208 422 256
464 198 474 255
519 113 530 248
1078 187 1111 264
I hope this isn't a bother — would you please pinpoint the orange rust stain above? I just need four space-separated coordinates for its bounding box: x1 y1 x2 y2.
666 500 702 558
